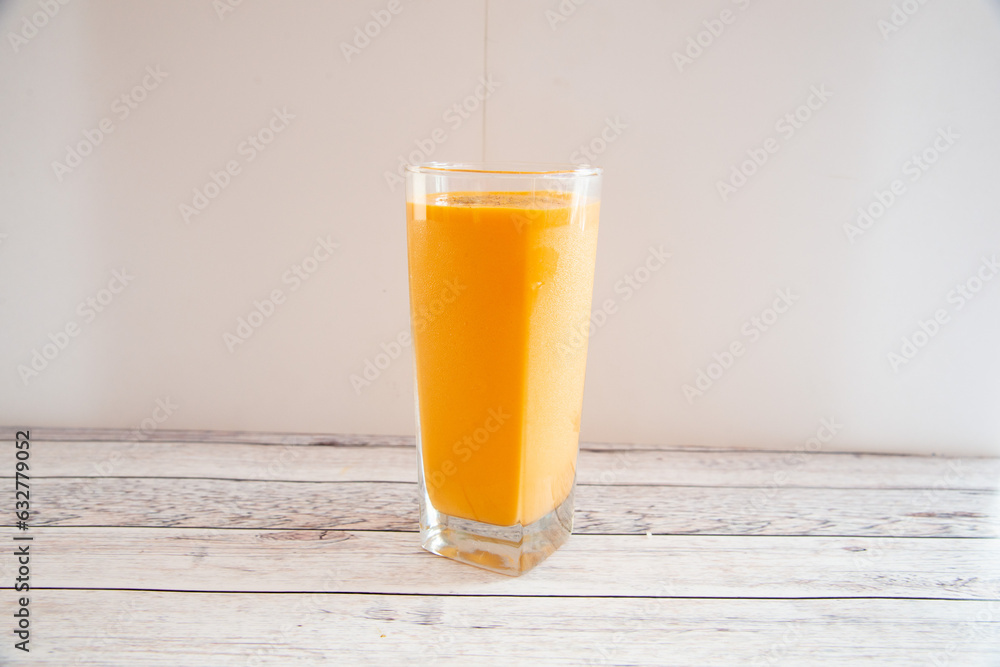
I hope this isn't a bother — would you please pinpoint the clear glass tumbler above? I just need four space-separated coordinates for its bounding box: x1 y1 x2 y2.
405 163 601 575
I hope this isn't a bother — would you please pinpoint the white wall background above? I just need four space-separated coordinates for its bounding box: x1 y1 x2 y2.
2 0 999 455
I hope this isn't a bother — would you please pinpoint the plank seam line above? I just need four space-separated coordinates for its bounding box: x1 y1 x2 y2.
5 525 997 539
4 526 998 542
16 588 1000 601
12 436 998 459
7 476 997 492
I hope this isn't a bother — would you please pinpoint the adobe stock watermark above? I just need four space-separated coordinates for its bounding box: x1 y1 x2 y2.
89 397 179 479
682 288 799 403
852 458 970 571
545 0 587 31
570 116 627 165
17 268 134 386
180 107 295 224
585 579 680 664
877 0 931 40
51 65 168 182
213 0 245 21
749 623 807 667
426 408 511 490
383 75 500 192
7 0 71 54
734 417 843 520
350 278 466 394
843 127 958 244
68 598 144 662
508 119 622 234
340 0 403 63
928 601 1000 667
223 235 339 352
247 445 305 482
887 253 998 373
716 84 832 203
510 187 570 234
592 450 636 486
559 244 671 358
243 569 347 665
672 0 752 73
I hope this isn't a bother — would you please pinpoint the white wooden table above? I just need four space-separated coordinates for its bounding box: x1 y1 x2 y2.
2 428 998 665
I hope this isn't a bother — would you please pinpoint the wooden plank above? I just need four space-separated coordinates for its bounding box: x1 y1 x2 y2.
9 590 999 666
0 426 417 447
2 425 950 455
23 477 1000 538
14 440 1000 489
3 527 997 599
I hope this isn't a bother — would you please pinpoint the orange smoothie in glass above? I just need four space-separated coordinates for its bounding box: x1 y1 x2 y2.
407 191 599 527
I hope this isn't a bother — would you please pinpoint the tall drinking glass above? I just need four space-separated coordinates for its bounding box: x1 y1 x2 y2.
405 163 602 575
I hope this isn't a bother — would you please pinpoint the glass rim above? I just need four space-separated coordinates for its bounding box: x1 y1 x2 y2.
405 162 602 177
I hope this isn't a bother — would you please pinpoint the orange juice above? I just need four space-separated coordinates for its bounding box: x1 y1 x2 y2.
407 191 599 527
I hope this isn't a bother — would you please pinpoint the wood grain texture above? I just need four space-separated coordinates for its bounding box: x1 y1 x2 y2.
12 590 1000 666
3 527 997 599
4 425 960 453
15 439 1000 489
0 428 996 666
0 427 418 447
22 477 1000 538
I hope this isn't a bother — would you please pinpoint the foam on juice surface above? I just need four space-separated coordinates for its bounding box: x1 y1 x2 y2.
430 191 575 210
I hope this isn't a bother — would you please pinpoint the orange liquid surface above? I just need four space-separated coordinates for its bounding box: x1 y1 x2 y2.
407 191 599 526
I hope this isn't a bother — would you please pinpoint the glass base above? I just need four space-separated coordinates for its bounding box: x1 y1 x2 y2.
419 487 575 576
